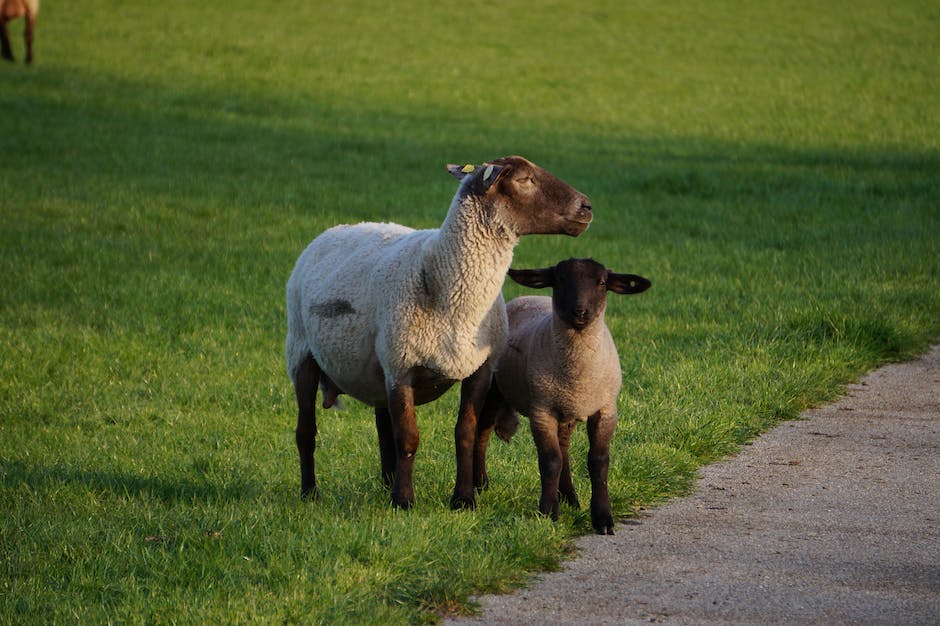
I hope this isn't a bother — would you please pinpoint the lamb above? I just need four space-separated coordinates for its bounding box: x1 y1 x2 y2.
1 0 39 64
473 258 651 534
285 156 593 510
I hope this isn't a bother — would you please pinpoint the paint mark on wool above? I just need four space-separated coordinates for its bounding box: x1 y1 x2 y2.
310 299 356 318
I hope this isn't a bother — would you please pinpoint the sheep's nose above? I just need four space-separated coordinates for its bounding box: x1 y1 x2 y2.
575 199 593 223
573 309 589 323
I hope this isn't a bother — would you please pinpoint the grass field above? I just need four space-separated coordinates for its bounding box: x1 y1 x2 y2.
2 1 938 623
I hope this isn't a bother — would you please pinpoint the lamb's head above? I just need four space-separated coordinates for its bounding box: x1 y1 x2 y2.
508 258 651 330
447 156 593 237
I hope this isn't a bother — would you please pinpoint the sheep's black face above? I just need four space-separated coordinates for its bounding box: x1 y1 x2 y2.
489 156 593 237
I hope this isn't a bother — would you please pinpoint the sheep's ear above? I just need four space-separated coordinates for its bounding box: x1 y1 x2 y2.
507 267 555 289
606 272 651 295
447 163 476 181
447 162 508 192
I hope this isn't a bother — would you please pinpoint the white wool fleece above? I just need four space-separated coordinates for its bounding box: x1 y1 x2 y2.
285 186 517 407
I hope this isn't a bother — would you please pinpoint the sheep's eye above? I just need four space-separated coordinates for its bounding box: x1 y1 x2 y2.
516 176 535 185
598 279 606 287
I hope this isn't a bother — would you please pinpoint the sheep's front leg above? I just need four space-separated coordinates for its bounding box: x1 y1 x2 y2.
530 415 563 521
451 362 493 509
387 375 419 509
374 407 396 488
587 409 617 535
557 420 580 509
293 354 320 499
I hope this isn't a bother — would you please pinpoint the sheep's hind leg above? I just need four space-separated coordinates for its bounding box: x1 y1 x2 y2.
387 376 419 509
587 410 616 535
374 407 396 487
557 420 580 509
452 363 493 509
293 354 321 500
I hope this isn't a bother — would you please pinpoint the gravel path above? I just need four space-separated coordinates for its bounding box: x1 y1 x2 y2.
446 345 940 625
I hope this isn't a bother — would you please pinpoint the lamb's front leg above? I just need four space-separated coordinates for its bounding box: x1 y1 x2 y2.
530 415 563 521
587 409 617 535
452 362 493 509
557 420 580 509
387 374 419 509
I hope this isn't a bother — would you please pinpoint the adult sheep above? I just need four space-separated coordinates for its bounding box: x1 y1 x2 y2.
285 156 593 510
0 0 39 64
473 258 651 534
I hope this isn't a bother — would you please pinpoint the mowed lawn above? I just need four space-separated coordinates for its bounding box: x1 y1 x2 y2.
2 1 938 623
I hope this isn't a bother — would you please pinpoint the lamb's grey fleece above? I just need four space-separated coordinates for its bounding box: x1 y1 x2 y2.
494 295 621 435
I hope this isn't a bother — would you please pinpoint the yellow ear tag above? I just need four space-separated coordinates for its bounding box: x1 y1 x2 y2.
461 164 475 173
483 164 495 181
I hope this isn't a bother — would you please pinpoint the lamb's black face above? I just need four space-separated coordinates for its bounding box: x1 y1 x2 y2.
551 258 609 330
507 258 651 331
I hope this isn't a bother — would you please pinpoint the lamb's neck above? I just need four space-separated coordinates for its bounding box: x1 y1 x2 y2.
422 197 518 313
550 317 606 374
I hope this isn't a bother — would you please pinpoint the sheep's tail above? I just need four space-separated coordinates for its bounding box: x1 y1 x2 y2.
494 410 519 443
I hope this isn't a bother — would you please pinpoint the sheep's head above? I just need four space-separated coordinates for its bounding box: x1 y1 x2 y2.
447 156 593 237
508 258 651 331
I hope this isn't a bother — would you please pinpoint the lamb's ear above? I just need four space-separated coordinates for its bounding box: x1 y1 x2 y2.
606 272 651 295
447 163 477 181
507 267 555 289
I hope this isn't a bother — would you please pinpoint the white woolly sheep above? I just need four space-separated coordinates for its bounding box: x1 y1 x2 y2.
285 156 593 509
473 258 651 534
1 0 39 64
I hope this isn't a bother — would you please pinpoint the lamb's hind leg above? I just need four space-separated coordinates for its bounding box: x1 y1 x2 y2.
473 382 512 492
293 354 321 499
452 362 493 509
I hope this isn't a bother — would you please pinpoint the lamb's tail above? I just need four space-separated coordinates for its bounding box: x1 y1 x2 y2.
319 375 345 411
494 409 519 443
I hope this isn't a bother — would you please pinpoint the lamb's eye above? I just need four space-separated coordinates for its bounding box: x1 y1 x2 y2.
598 279 606 287
516 176 534 185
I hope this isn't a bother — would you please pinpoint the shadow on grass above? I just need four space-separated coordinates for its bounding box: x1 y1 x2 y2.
1 459 270 504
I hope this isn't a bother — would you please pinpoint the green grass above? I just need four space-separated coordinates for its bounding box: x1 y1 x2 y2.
2 0 938 622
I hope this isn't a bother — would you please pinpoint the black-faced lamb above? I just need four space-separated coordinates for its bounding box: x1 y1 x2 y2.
0 0 38 64
473 258 651 534
285 156 593 509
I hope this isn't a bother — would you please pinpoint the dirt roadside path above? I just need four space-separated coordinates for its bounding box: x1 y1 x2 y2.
446 345 940 625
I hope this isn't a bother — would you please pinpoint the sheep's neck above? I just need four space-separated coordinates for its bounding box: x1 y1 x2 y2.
422 197 517 316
